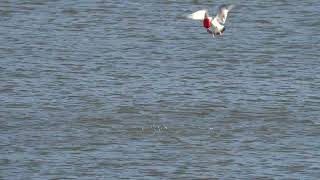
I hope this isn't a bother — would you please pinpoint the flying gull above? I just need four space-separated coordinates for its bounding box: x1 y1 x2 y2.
187 4 235 37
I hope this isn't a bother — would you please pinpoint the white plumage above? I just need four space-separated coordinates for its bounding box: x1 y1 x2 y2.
216 4 235 24
187 9 208 20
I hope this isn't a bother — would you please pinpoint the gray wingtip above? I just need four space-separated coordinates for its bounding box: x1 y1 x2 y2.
228 4 236 11
219 4 235 11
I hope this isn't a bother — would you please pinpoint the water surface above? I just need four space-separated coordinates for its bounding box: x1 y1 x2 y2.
1 0 320 179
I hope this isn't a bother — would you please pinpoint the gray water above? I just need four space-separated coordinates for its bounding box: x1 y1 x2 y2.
1 0 320 179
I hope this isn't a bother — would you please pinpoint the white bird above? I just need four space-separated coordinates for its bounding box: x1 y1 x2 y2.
187 4 235 37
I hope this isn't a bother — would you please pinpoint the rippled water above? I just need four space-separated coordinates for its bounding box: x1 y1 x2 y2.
1 0 320 179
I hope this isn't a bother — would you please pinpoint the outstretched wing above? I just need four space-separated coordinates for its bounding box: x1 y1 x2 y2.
187 9 208 20
216 4 235 24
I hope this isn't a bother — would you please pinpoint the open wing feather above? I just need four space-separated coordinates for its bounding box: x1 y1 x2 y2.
216 4 235 24
187 9 207 20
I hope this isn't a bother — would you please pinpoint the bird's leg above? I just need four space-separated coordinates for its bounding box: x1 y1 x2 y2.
213 28 220 36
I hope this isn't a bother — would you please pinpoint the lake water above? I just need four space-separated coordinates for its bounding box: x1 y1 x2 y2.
1 0 320 179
